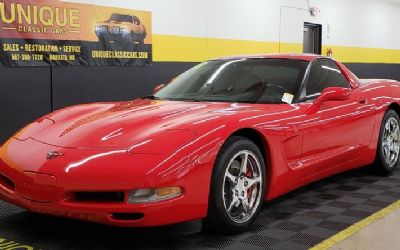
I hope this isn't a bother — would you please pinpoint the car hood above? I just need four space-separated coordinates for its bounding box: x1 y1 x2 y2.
16 99 251 151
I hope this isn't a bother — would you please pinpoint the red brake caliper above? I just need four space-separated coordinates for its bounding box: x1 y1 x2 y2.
246 163 253 201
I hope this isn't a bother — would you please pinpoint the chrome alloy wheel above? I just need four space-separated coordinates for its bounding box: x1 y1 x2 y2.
382 117 400 167
222 150 263 224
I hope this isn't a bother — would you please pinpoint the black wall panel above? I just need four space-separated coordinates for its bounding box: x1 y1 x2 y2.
0 67 51 144
0 63 197 144
52 62 196 109
0 62 399 144
346 63 400 81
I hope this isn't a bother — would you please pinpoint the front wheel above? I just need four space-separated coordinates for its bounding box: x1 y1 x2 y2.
206 136 266 233
375 109 400 174
98 36 109 47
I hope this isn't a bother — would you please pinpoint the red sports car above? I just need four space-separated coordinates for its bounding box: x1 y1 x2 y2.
1 54 399 233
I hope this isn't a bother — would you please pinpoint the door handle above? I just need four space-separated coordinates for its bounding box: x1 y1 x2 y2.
359 97 367 104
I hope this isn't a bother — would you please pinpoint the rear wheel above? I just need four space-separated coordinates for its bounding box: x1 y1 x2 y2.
206 136 266 233
375 109 400 174
139 32 146 45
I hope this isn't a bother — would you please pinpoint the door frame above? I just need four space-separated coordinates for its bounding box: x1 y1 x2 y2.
303 22 322 54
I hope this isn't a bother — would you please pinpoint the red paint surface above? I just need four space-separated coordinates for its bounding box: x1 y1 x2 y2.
1 54 399 227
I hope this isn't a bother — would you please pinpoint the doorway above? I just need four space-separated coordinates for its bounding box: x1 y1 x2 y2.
303 22 322 54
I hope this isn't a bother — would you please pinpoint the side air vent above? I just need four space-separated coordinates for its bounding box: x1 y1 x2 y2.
0 173 15 193
73 191 125 203
111 212 144 221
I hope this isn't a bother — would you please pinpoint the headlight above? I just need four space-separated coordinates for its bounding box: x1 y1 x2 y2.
128 187 182 204
95 26 102 33
121 28 129 34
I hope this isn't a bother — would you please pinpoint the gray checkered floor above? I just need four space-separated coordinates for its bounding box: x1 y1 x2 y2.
1 167 400 250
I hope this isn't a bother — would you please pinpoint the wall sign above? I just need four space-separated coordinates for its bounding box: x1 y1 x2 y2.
0 0 152 66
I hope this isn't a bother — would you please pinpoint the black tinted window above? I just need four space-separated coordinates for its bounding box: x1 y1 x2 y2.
305 59 349 98
154 59 308 104
133 16 140 25
109 14 133 23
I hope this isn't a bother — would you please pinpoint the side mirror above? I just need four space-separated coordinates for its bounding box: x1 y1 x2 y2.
153 84 166 94
307 87 351 114
317 87 351 103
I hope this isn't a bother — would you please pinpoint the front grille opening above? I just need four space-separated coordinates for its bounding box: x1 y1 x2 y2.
73 191 125 203
111 212 144 221
0 173 15 193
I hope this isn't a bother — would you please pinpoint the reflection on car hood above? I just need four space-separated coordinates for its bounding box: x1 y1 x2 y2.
28 99 236 149
20 99 295 151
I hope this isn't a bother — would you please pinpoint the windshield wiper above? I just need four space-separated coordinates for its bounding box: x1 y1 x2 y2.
142 95 166 100
168 97 205 102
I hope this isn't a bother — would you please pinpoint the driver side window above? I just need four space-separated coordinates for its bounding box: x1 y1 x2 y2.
304 59 349 100
133 16 140 25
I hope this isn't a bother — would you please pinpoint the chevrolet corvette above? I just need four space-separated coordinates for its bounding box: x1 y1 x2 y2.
1 54 399 233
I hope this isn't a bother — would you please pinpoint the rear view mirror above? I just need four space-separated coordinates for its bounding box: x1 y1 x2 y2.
307 87 351 114
153 84 166 94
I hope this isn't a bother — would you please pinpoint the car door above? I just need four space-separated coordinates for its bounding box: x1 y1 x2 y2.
297 59 375 180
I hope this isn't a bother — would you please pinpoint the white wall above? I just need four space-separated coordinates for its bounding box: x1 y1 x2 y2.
67 0 400 50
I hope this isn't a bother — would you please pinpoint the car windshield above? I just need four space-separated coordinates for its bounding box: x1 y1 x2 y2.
154 59 309 104
109 14 132 23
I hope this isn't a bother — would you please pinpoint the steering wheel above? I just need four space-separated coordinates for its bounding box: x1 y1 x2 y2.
255 83 292 104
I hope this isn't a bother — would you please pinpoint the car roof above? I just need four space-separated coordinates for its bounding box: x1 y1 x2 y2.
214 53 329 62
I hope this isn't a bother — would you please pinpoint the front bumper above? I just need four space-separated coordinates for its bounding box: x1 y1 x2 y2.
97 32 131 42
0 138 209 227
95 26 131 42
0 188 194 227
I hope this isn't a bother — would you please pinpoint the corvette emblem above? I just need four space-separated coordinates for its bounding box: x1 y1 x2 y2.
47 151 64 160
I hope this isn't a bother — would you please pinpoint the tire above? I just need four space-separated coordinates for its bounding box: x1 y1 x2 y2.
206 136 266 234
375 109 400 174
99 36 110 50
98 36 107 45
139 32 146 45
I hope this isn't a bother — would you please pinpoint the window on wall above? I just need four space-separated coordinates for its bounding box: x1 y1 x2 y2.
303 22 322 54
